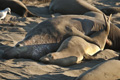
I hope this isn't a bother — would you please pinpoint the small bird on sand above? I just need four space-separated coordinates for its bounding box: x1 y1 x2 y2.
0 7 11 20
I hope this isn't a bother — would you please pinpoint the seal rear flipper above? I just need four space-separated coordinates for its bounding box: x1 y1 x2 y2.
27 11 39 17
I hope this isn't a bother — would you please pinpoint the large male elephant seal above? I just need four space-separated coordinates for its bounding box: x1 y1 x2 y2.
75 60 120 80
49 0 102 14
2 14 113 62
0 0 37 17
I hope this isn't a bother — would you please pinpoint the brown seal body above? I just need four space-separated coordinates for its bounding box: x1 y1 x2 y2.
3 15 114 63
40 14 111 66
49 0 102 14
76 60 120 80
0 0 37 17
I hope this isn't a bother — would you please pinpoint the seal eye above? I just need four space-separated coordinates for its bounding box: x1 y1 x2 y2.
48 54 53 59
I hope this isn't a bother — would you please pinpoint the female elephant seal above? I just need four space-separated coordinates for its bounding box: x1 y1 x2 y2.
0 0 37 17
3 14 112 66
49 0 102 14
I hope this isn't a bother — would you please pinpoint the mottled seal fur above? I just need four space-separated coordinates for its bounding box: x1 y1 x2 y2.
49 0 102 14
0 0 37 17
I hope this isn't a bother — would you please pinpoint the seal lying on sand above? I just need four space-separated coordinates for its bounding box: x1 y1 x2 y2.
49 0 102 14
2 14 113 62
0 0 37 17
40 14 111 66
49 0 120 16
76 60 120 80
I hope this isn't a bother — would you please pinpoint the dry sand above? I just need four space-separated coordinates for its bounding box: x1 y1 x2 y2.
0 0 120 80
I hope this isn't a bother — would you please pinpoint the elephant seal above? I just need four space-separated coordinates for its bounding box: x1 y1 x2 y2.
0 0 37 17
75 60 120 80
49 0 102 14
3 14 112 63
40 14 111 66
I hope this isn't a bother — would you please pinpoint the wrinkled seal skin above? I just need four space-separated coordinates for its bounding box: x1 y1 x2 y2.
2 15 120 61
49 0 102 14
0 0 37 17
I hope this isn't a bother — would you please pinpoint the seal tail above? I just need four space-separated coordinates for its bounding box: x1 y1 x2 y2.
103 14 112 34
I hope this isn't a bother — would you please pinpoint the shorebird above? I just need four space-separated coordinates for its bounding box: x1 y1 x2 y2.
0 7 11 20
